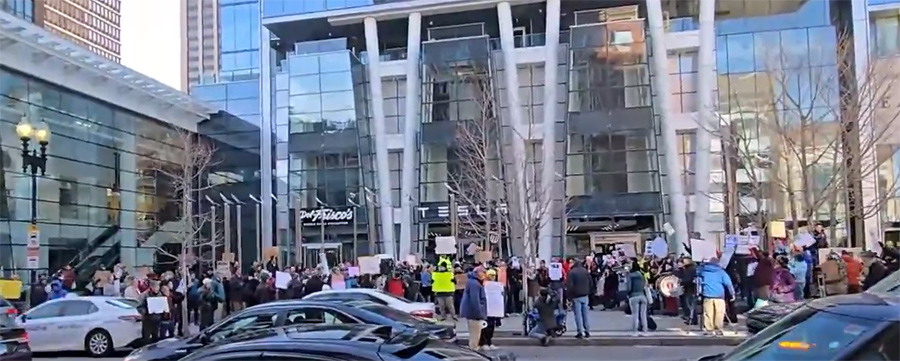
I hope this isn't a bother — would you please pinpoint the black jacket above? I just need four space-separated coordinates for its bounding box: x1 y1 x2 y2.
566 265 593 298
862 261 889 291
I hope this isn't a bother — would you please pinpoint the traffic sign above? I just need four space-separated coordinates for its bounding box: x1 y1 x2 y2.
26 225 40 269
26 227 39 249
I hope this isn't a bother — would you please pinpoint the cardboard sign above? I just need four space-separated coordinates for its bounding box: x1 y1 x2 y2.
215 261 231 279
475 251 492 263
769 221 786 238
264 247 279 261
615 243 637 258
221 252 235 262
454 273 467 290
93 271 112 286
690 238 717 262
548 262 563 281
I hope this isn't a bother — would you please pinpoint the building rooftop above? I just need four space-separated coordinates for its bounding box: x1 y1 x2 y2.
0 11 219 132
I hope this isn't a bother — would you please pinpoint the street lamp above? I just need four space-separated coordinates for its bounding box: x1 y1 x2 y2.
16 117 50 224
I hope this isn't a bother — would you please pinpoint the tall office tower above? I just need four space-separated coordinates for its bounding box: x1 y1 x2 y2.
181 0 219 90
1 0 121 62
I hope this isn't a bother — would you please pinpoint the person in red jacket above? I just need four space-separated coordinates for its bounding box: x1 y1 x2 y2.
386 273 406 297
842 251 863 294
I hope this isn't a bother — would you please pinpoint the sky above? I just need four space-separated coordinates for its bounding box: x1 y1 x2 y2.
121 0 183 91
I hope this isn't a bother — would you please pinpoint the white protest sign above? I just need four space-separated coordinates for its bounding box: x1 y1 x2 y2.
357 256 381 275
275 271 291 289
736 235 752 255
147 296 169 314
690 238 717 262
650 237 669 258
548 262 563 281
434 236 457 254
615 243 637 258
794 232 815 248
484 281 505 318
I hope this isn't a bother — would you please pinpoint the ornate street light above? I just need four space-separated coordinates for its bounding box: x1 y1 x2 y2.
16 117 50 224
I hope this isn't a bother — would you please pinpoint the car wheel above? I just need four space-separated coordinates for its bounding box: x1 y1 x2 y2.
85 329 113 357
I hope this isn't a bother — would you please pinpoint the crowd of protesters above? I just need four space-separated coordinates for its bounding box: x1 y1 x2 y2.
11 224 900 350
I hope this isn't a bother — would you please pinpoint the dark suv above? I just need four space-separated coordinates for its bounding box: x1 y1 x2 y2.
702 293 899 361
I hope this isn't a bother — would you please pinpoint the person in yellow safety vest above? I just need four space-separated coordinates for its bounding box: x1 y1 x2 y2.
432 256 457 322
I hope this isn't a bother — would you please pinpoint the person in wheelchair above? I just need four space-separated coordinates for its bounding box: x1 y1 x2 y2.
528 288 564 346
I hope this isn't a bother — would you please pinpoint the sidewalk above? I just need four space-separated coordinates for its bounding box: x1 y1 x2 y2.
447 309 748 346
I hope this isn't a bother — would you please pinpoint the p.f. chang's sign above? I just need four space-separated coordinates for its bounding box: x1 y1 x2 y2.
298 208 354 226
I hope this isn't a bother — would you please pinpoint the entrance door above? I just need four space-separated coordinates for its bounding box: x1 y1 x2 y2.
303 243 342 269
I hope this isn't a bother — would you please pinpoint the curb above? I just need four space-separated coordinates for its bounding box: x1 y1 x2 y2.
455 336 746 347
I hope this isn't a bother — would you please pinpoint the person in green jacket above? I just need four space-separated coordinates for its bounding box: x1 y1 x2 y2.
432 256 457 322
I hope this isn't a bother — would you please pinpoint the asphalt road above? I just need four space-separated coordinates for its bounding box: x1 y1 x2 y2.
34 346 733 361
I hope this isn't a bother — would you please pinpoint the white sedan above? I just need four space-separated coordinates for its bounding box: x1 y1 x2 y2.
18 296 143 357
303 289 436 319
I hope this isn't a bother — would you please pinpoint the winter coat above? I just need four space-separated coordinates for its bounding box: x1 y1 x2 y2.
770 268 795 303
459 273 486 320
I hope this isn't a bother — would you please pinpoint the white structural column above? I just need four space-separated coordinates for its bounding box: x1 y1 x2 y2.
259 25 275 248
399 12 422 259
364 17 398 259
647 0 689 255
537 0 561 262
498 2 534 260
851 0 881 251
692 0 715 240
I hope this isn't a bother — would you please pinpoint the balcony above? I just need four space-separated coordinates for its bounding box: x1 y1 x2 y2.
358 32 570 64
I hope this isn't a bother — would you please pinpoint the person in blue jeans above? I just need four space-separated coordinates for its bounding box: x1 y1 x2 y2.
565 259 595 339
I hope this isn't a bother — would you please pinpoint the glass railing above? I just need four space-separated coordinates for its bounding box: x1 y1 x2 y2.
356 31 579 64
666 17 700 32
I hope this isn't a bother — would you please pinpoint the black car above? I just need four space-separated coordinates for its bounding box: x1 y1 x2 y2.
179 324 492 361
700 293 900 361
124 300 455 361
0 307 29 361
746 270 900 333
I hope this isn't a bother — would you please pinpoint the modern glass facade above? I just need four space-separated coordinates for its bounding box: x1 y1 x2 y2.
220 0 261 81
715 0 851 243
262 0 413 18
0 67 184 282
275 38 372 264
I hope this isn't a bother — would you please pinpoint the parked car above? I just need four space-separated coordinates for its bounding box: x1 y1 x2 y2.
746 270 900 334
178 324 496 361
700 293 900 361
303 289 436 319
124 300 454 361
16 296 142 357
0 306 29 361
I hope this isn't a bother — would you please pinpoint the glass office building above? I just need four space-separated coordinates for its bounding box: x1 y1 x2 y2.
0 68 183 280
254 0 883 260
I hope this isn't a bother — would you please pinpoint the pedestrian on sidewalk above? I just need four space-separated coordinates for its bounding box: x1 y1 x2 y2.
460 267 487 351
625 260 649 335
566 258 593 339
697 257 735 335
432 258 457 322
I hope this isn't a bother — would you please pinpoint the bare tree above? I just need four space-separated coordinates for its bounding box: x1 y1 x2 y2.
446 70 507 255
710 30 900 245
142 128 220 335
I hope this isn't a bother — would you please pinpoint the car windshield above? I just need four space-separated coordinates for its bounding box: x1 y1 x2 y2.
866 270 900 295
721 305 880 361
362 305 422 325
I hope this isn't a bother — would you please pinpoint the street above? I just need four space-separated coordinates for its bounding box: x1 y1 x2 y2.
35 346 734 361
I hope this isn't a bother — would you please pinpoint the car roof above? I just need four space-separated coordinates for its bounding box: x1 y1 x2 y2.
806 292 900 322
240 299 354 313
199 324 396 355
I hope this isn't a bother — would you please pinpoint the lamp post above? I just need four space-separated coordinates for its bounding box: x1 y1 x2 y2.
348 193 361 261
17 117 49 282
16 117 50 225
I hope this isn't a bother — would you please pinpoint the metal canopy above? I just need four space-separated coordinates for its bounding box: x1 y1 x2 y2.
0 12 219 130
